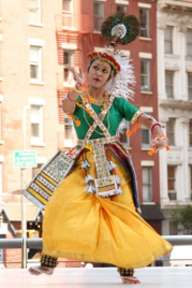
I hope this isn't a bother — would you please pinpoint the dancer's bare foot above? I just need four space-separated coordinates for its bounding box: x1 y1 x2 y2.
29 265 54 276
121 276 141 284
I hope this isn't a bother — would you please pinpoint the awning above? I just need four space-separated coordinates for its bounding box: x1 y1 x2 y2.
140 203 165 221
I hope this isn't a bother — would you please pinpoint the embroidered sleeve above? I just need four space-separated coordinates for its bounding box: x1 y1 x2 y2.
116 98 140 122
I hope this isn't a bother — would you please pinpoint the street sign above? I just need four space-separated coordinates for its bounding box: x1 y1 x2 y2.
14 150 37 168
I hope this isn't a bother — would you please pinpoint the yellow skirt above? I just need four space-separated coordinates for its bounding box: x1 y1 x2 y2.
42 151 172 268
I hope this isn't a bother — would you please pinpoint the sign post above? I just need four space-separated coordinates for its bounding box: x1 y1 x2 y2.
14 150 37 269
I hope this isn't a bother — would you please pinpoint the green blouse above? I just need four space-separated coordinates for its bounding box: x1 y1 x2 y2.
73 96 139 140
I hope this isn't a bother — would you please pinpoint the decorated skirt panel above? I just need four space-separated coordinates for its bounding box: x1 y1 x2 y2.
23 148 82 210
106 143 140 208
23 144 139 210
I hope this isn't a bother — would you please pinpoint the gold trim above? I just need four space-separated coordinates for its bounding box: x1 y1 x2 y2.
27 187 48 205
35 180 53 196
130 110 143 124
78 135 118 146
41 172 58 186
42 242 173 269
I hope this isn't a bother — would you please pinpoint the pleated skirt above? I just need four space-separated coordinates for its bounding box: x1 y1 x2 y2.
42 150 172 268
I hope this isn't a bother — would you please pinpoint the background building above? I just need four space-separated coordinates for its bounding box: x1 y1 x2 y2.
157 0 192 235
0 0 162 268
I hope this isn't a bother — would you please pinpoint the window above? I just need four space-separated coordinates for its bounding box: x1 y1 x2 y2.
32 163 43 178
142 167 153 202
141 59 150 91
142 115 151 148
94 1 104 31
29 0 41 23
167 118 175 146
187 29 192 57
188 73 192 101
63 50 74 83
62 0 73 28
167 166 176 200
139 8 149 38
30 105 43 145
189 119 192 147
117 4 127 13
62 0 72 12
164 26 173 54
64 115 74 147
30 46 42 81
119 120 130 147
165 71 174 99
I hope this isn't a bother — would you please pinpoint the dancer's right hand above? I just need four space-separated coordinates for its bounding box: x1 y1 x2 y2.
65 64 85 85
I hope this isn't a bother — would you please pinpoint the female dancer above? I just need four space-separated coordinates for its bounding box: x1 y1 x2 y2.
27 13 172 284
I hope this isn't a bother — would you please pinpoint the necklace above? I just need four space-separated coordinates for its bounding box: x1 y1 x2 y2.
86 90 109 108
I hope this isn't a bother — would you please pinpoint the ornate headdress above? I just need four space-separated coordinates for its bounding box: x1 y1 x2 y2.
87 12 140 101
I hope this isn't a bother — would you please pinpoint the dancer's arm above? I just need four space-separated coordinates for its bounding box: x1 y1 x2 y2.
138 114 167 153
62 65 85 114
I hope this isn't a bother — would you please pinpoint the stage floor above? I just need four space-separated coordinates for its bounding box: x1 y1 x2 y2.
0 267 192 288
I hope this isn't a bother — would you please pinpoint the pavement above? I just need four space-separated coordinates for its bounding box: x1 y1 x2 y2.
0 267 192 288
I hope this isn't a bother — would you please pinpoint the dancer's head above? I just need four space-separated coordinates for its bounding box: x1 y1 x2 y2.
87 59 114 88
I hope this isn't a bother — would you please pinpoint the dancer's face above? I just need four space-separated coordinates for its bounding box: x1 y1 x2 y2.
88 59 112 89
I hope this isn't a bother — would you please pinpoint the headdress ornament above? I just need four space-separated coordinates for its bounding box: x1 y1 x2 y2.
87 12 140 101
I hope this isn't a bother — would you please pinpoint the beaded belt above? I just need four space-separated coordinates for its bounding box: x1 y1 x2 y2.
78 135 118 147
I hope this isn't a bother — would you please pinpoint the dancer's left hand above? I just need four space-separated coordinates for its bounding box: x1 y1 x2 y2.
150 137 167 153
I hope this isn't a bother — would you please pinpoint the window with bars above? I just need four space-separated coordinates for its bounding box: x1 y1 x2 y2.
117 4 127 13
165 71 174 99
164 26 173 54
142 113 151 148
142 167 153 202
188 73 192 101
141 59 150 91
189 119 192 147
94 1 104 31
30 46 42 81
167 166 176 200
167 118 175 146
62 0 72 12
119 120 130 147
187 29 192 57
63 50 74 83
29 0 41 23
30 104 43 144
139 8 149 38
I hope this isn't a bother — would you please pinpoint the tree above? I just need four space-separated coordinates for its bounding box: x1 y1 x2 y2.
171 204 192 235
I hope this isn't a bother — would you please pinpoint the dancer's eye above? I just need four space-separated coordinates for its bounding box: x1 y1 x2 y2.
103 69 109 73
93 66 99 70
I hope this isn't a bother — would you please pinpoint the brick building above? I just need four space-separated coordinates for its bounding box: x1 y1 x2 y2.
0 0 163 268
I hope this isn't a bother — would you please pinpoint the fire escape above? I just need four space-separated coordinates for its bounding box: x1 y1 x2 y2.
55 13 103 150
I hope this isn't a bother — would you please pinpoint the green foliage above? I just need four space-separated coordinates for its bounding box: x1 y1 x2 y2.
101 12 140 45
171 204 192 234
